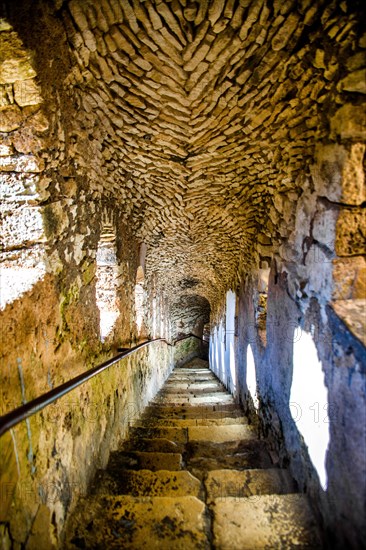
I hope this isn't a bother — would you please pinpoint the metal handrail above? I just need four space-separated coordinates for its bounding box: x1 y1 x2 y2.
0 338 168 438
0 333 209 437
174 332 209 345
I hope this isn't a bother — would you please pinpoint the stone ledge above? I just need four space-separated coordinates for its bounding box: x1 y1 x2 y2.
329 299 366 353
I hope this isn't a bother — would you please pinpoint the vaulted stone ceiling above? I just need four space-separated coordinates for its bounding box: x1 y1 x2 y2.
5 0 364 313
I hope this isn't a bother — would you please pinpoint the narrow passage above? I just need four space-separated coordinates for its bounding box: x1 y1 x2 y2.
66 358 322 549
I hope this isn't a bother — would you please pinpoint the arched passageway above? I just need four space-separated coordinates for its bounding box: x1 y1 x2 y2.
0 1 365 548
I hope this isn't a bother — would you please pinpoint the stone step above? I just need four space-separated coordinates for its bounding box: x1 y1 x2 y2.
159 386 226 395
123 437 185 453
165 380 219 387
168 376 219 382
66 495 208 549
164 380 219 387
170 372 211 377
130 426 188 443
108 450 183 471
92 469 202 498
166 377 217 384
169 369 212 373
211 494 322 549
186 439 269 460
153 393 235 405
130 424 256 444
65 362 324 549
135 416 248 428
188 424 256 442
141 403 244 419
187 444 273 479
204 469 297 503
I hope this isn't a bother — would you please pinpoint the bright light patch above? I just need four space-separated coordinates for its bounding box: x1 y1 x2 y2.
0 263 46 309
99 311 119 341
246 345 259 410
96 234 120 343
209 327 219 376
290 330 330 490
225 290 237 392
134 266 145 333
1 174 46 309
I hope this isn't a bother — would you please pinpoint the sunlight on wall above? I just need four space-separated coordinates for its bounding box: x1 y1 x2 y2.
290 330 330 490
225 290 237 393
96 227 120 342
0 27 47 310
218 322 225 384
210 324 225 383
246 345 259 410
0 247 46 310
209 326 218 376
134 266 145 334
152 297 157 338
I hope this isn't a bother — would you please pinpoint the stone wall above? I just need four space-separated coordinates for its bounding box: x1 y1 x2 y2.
0 16 174 547
211 156 365 549
0 338 173 548
230 266 366 550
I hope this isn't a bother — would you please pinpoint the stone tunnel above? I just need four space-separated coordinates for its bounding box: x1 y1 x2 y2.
0 0 365 548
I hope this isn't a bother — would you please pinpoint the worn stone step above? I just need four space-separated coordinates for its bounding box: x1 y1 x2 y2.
167 374 216 380
130 426 188 443
66 495 209 549
170 368 211 372
186 439 269 460
164 381 219 388
123 437 185 453
136 416 248 428
159 385 225 395
211 494 322 549
92 469 202 498
204 469 297 503
168 370 215 376
187 444 273 479
166 376 217 383
108 450 183 471
165 378 219 385
154 393 235 405
188 424 256 442
141 403 244 418
171 371 210 376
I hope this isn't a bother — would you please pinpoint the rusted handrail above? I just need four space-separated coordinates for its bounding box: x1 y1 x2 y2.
0 333 209 438
174 333 209 345
0 338 169 438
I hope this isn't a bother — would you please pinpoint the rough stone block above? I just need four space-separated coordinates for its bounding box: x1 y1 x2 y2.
331 299 366 346
0 105 23 132
313 143 365 205
332 257 366 300
338 69 366 94
211 494 322 549
131 426 188 443
188 424 256 443
66 495 208 549
205 468 297 503
330 104 366 140
94 469 202 498
335 207 366 256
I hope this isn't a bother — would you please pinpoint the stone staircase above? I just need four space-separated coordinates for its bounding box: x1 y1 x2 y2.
65 359 323 549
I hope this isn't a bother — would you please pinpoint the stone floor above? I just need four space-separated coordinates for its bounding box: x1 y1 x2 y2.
65 358 323 549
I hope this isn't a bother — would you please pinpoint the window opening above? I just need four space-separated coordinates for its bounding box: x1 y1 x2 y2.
96 222 120 342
